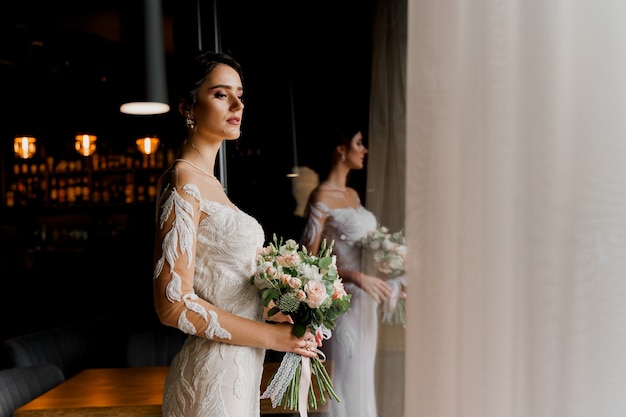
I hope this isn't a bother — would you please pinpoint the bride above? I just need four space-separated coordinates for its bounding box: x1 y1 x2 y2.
301 122 393 417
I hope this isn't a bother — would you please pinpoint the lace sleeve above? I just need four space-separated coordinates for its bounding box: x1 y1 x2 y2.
153 182 232 340
301 201 329 254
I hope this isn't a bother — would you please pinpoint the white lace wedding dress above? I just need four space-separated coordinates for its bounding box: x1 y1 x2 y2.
301 201 379 417
154 175 266 417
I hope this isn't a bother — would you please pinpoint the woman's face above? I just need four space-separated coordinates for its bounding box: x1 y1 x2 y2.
192 63 244 141
345 131 368 170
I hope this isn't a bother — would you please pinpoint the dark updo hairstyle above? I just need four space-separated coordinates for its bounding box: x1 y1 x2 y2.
316 117 368 181
174 51 243 115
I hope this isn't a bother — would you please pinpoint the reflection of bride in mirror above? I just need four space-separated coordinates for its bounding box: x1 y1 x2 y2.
300 120 392 417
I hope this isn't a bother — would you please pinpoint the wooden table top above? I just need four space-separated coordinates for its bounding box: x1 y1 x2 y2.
14 367 168 417
14 363 330 416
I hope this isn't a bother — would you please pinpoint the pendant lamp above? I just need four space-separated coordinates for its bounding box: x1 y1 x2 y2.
136 136 160 155
75 134 97 156
120 0 170 115
14 136 36 159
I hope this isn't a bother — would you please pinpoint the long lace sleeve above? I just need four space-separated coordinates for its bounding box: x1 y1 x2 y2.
153 183 232 339
301 201 329 255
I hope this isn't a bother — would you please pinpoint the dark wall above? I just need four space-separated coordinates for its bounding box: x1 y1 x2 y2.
0 0 375 365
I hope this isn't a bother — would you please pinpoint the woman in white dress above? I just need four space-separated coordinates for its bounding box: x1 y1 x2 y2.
152 51 319 417
301 124 393 417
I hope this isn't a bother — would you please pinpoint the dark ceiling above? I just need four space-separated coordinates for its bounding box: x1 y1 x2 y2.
0 0 374 221
0 0 375 265
0 0 374 178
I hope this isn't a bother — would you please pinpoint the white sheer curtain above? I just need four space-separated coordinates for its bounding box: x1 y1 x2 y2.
404 1 626 417
368 0 407 416
368 0 407 233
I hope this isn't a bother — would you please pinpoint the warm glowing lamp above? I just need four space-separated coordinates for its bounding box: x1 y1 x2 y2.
75 134 97 156
287 166 300 178
14 136 37 159
136 136 160 155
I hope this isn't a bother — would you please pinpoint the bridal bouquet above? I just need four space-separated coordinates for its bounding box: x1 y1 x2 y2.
251 234 351 412
360 225 407 326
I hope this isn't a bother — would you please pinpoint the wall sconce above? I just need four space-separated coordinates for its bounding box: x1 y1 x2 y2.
14 136 37 159
136 136 160 155
75 134 97 156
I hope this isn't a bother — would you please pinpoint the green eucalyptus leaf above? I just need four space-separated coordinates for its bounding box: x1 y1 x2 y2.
294 323 306 338
268 306 281 317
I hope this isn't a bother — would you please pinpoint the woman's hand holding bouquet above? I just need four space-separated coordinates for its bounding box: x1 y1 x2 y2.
251 234 351 414
360 225 407 326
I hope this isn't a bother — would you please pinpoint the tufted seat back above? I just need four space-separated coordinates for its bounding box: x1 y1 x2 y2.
0 364 64 417
125 327 186 367
2 321 128 379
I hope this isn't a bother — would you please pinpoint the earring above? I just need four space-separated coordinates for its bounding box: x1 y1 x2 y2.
186 114 196 129
341 154 346 162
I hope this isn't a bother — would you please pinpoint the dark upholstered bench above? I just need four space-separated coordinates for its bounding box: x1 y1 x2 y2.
2 320 128 379
125 327 186 367
0 364 64 417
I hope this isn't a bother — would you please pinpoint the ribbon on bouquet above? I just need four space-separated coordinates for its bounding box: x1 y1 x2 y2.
260 349 326 417
299 356 311 417
382 274 407 321
260 352 300 409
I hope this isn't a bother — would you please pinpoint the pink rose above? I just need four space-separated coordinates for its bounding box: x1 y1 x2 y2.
277 253 300 268
280 274 302 289
296 289 306 301
332 279 348 299
304 280 328 308
264 265 278 278
257 246 272 256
